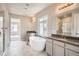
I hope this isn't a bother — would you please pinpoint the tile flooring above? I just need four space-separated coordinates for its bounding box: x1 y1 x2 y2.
4 41 47 56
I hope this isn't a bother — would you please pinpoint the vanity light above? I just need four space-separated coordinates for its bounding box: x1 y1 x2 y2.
58 3 74 10
32 17 36 23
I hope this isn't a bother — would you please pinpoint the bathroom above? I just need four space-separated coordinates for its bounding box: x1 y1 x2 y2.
0 3 79 56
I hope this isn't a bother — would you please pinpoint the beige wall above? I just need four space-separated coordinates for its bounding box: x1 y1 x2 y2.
21 16 33 41
35 5 57 36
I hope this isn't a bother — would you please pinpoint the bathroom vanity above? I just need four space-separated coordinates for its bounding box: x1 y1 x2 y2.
45 12 79 56
45 4 79 56
45 34 79 56
37 34 79 56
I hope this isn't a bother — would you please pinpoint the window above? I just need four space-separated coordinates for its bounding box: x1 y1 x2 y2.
38 15 48 36
11 23 18 33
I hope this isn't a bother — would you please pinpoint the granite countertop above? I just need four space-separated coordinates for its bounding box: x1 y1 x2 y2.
46 36 79 47
37 34 79 47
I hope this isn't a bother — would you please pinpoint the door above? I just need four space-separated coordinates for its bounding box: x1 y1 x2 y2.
53 44 64 56
0 16 3 55
53 41 64 56
0 4 10 55
0 11 10 55
3 5 10 53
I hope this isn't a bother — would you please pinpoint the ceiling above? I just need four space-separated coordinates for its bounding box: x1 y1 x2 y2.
8 3 52 17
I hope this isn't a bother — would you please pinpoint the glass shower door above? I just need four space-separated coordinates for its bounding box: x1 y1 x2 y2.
0 16 3 55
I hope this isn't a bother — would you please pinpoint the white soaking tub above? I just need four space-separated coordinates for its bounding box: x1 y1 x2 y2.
29 36 46 52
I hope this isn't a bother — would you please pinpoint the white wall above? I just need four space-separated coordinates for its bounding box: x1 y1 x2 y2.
35 5 57 36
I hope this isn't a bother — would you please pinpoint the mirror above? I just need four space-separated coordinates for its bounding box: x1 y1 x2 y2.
56 13 73 36
56 12 79 38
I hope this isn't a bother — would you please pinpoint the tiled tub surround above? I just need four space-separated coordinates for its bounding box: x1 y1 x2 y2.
38 34 79 56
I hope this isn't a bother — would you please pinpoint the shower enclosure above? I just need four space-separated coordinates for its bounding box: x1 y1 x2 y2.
0 13 3 55
0 4 10 55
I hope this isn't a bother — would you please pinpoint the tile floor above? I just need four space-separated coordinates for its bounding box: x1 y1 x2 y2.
4 41 47 56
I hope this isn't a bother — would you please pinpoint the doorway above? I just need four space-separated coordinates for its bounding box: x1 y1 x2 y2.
10 18 21 41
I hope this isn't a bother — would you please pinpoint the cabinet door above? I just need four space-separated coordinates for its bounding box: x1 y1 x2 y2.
53 44 64 56
66 49 79 56
46 39 53 56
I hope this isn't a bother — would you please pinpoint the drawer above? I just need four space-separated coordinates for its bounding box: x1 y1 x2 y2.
66 44 79 52
66 49 79 56
53 40 64 47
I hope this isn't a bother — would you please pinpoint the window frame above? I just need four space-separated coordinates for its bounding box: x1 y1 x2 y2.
38 15 48 36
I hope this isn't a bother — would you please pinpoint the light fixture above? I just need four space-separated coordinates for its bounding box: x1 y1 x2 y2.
58 3 74 10
32 17 36 23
